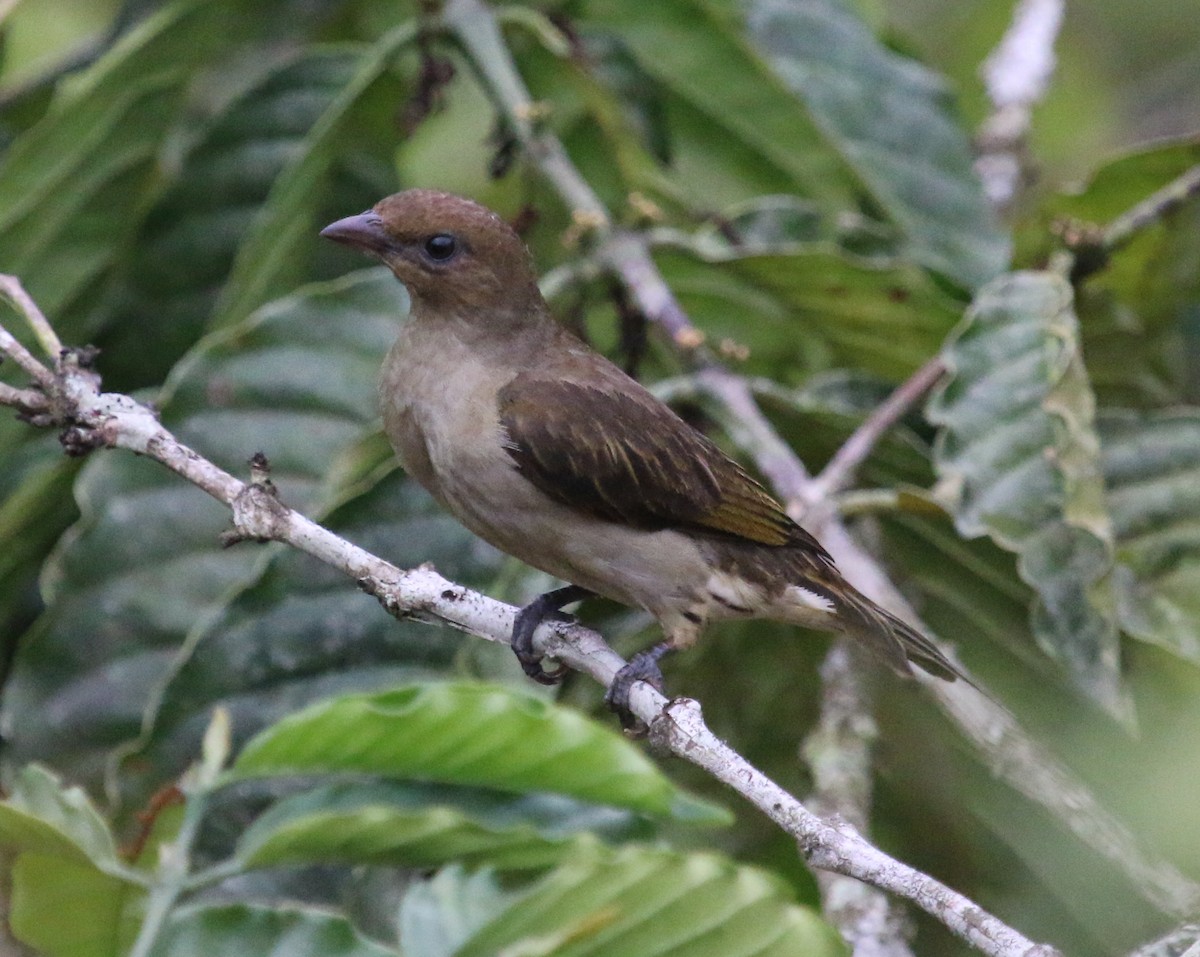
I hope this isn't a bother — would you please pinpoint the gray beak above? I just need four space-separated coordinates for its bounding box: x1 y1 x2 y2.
319 211 392 255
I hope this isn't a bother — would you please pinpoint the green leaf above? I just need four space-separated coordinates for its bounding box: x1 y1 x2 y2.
744 0 1009 289
98 46 400 388
1050 137 1200 223
398 866 522 957
211 24 418 329
0 270 405 787
0 447 78 653
928 271 1126 717
879 511 1035 666
0 765 122 871
236 780 649 871
150 903 399 957
135 468 493 787
10 854 142 957
581 0 860 209
453 845 844 957
1101 409 1200 665
0 0 235 338
230 682 723 820
654 243 961 381
1062 140 1200 408
0 767 145 954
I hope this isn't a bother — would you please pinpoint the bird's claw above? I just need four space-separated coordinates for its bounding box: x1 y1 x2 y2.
514 614 572 684
605 645 670 736
511 585 593 686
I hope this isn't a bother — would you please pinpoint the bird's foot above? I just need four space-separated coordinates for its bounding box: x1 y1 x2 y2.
605 643 672 735
511 584 593 685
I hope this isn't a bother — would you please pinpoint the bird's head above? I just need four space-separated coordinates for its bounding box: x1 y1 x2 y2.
320 190 542 320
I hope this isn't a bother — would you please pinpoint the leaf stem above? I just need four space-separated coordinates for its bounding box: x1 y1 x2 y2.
1102 162 1200 255
809 356 947 502
126 785 208 957
1068 163 1200 281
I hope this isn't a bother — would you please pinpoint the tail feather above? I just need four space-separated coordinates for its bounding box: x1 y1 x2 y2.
836 589 969 684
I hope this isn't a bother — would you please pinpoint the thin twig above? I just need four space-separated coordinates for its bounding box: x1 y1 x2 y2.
0 274 64 359
127 710 231 957
0 313 59 395
1059 163 1200 281
442 0 605 222
1100 163 1200 257
810 356 947 502
0 381 48 413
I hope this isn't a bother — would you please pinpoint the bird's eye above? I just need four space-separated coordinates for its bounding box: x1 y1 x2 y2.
423 234 458 262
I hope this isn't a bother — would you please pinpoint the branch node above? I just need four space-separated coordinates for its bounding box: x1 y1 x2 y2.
222 454 286 546
1053 217 1108 281
646 695 704 752
561 208 608 249
513 99 552 126
59 343 101 373
59 422 108 457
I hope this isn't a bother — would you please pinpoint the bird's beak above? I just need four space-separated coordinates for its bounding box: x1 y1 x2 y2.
319 211 392 255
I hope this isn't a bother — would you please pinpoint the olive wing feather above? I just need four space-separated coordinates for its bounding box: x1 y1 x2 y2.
497 376 828 558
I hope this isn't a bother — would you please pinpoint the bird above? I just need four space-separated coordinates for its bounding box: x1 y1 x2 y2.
319 189 966 717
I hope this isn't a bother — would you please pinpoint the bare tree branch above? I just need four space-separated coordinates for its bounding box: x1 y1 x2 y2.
974 0 1065 211
804 640 916 957
0 282 1058 957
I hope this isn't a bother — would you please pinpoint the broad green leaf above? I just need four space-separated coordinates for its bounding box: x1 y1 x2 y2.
1101 409 1200 664
0 270 405 787
134 469 492 786
454 845 844 957
236 780 650 871
231 682 723 821
928 271 1126 717
744 0 1009 289
581 0 860 210
211 24 418 328
1049 138 1200 224
654 243 961 381
399 866 523 957
149 903 398 957
703 194 901 257
0 0 235 337
10 854 142 957
0 765 122 870
1023 137 1200 407
879 510 1039 669
98 47 400 388
0 446 78 656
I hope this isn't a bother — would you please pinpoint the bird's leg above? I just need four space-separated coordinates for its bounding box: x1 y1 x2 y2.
511 584 594 685
605 642 673 733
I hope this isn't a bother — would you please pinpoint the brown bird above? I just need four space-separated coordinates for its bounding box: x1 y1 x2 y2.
320 190 965 714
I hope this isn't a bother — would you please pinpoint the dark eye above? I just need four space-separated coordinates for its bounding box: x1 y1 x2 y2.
423 234 458 262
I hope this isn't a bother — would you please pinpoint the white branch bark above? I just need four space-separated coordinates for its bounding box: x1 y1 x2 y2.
974 0 1065 210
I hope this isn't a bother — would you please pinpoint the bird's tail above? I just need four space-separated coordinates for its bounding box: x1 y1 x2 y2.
833 587 968 684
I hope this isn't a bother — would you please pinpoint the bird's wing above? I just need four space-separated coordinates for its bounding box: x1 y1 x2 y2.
497 373 830 558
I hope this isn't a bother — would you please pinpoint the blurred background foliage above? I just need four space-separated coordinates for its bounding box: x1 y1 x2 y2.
0 0 1197 955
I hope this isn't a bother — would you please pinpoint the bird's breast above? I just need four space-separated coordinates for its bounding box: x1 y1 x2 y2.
377 320 776 631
